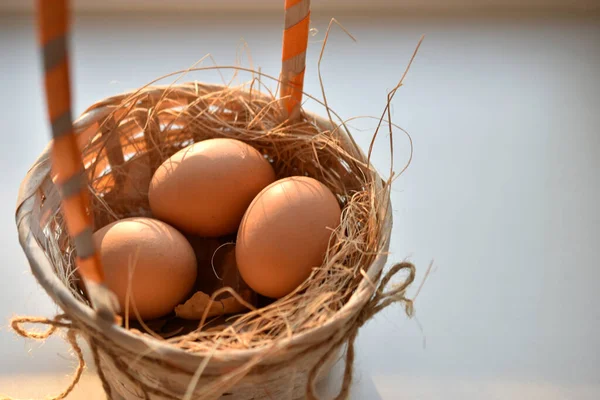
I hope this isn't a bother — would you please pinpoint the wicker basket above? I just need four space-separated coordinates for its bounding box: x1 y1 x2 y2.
15 81 401 399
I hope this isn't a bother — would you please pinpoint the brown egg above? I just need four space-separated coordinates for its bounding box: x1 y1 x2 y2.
148 138 276 237
236 176 341 298
93 217 197 320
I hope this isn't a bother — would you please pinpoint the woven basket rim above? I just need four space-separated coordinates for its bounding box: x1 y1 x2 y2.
15 83 393 371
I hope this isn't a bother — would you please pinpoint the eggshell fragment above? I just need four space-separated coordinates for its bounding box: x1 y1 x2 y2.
174 289 254 320
236 176 341 298
148 138 276 237
93 217 197 320
174 246 255 320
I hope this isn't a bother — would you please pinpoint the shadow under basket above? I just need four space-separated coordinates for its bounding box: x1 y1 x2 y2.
15 82 395 399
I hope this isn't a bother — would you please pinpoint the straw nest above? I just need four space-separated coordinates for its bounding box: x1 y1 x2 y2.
42 67 410 354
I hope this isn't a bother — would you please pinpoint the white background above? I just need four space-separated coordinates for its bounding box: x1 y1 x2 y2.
0 4 599 400
1 1 600 13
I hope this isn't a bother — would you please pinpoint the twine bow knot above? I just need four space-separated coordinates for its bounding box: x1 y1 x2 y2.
356 262 416 327
306 261 416 400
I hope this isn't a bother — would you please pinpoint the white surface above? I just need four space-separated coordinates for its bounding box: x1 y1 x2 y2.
1 10 600 399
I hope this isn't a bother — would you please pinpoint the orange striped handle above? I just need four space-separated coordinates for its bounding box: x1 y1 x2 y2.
37 0 104 284
280 0 310 119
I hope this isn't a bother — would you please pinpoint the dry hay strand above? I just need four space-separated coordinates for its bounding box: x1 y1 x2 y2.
39 34 423 354
79 74 392 352
4 27 427 399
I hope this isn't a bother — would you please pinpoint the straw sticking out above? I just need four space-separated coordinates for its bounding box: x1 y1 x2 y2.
37 0 118 320
280 0 310 120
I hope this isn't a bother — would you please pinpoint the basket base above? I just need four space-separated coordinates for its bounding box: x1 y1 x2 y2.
100 345 341 400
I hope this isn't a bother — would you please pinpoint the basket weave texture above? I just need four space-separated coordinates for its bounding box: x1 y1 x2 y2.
15 82 409 400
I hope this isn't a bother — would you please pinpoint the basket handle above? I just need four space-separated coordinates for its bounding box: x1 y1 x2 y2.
280 0 310 120
36 0 118 321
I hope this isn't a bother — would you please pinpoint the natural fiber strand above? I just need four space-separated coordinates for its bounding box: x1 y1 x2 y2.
1 262 414 400
90 339 114 399
12 33 424 398
73 75 390 352
0 317 84 400
306 262 415 400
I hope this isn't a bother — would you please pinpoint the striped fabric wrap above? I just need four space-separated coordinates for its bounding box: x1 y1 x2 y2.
280 0 310 119
37 0 104 284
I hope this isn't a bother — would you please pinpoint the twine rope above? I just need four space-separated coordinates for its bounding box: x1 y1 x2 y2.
0 315 84 400
1 262 415 400
307 261 415 400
